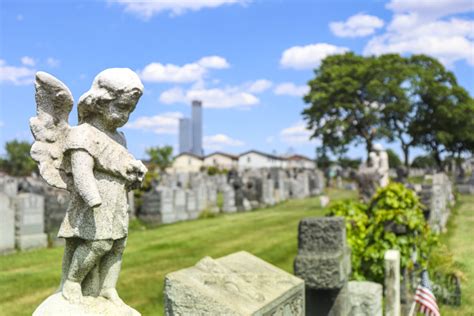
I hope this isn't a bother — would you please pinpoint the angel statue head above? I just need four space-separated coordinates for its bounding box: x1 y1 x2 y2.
77 68 144 129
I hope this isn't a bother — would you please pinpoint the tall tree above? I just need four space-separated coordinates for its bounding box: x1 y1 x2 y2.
145 146 174 173
408 55 474 170
303 52 385 157
0 140 37 176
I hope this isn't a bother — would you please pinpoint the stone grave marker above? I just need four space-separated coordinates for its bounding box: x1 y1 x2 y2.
0 193 15 253
164 251 304 315
14 193 47 250
294 217 351 315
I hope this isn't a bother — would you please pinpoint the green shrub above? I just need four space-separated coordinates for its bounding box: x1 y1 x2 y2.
327 200 368 280
327 183 438 283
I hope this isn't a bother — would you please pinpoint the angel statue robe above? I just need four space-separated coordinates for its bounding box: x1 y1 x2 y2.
58 123 144 241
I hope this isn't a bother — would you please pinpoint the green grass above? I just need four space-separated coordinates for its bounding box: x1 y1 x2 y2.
0 189 354 315
439 194 474 316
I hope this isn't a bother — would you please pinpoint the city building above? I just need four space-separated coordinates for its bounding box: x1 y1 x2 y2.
179 118 192 154
238 150 288 170
178 100 203 156
191 100 203 156
286 154 315 169
203 152 238 170
171 152 203 173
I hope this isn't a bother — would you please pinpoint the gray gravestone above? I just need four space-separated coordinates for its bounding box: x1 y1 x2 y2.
186 190 199 219
294 217 351 316
164 251 305 315
222 185 237 213
348 281 382 316
173 188 188 221
0 193 15 253
14 193 47 250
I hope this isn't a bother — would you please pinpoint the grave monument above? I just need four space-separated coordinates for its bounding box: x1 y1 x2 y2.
30 69 147 315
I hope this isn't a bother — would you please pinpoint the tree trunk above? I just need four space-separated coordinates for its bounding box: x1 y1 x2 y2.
366 139 373 161
402 145 410 177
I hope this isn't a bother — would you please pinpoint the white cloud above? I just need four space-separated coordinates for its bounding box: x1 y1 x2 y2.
21 56 35 66
204 134 244 150
125 112 183 134
246 79 272 93
197 56 230 69
160 85 259 109
280 121 319 146
46 57 60 68
330 13 384 38
274 82 309 97
0 59 35 85
110 0 249 19
139 55 229 83
387 0 473 18
364 3 474 67
280 43 349 70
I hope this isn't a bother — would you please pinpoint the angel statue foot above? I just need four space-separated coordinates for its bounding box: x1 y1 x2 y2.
100 288 125 306
61 280 83 305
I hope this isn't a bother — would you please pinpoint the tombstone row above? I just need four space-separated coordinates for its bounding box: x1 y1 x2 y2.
138 168 325 225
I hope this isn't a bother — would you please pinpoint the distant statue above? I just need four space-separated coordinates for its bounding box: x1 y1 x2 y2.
356 144 390 202
31 69 147 315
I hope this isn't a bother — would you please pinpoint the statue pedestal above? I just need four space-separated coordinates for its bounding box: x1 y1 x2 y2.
33 293 140 316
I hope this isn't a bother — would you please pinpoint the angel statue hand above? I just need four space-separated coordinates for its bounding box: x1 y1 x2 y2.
126 160 147 184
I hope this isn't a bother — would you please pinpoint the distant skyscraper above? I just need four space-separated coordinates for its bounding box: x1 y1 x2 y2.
191 100 203 156
179 118 192 154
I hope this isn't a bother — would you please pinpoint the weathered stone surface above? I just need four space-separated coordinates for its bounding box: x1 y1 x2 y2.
0 193 15 253
294 250 351 290
30 69 146 315
164 251 304 316
14 193 47 250
296 217 346 254
33 293 139 316
384 250 401 316
348 281 383 316
294 217 350 316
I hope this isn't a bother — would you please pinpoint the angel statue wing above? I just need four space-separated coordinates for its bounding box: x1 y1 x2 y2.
29 71 74 190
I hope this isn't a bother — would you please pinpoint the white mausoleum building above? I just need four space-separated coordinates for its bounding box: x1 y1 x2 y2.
238 150 287 170
286 155 315 169
171 153 203 173
203 152 238 170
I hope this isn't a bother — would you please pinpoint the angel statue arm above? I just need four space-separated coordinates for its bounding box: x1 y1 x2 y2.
71 150 102 207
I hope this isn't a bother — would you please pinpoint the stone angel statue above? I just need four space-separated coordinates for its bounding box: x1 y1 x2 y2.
31 69 147 316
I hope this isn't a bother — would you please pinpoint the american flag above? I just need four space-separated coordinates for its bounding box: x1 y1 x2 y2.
413 270 440 316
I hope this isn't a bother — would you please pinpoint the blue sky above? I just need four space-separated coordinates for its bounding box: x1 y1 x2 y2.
1 0 473 161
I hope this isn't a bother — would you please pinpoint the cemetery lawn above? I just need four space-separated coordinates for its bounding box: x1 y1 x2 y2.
0 189 354 316
438 194 474 316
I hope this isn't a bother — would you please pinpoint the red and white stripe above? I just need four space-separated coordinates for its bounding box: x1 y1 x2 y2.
414 285 440 316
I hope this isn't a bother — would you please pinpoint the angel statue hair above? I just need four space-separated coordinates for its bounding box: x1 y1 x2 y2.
30 68 147 315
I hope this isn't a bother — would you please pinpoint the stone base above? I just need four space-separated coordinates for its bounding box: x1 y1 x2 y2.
33 293 140 316
15 233 47 250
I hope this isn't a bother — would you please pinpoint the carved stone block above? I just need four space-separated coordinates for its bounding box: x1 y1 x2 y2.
164 251 305 315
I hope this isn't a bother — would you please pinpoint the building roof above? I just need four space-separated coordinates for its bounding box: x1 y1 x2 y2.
174 152 203 160
286 154 314 162
239 150 284 160
205 151 239 160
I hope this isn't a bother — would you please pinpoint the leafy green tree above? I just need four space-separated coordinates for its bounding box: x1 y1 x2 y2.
303 52 385 157
411 154 437 169
386 149 402 169
408 55 474 170
0 140 37 176
145 146 174 173
338 156 361 170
